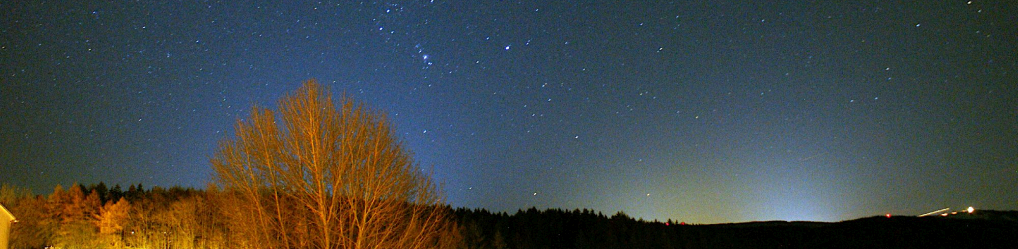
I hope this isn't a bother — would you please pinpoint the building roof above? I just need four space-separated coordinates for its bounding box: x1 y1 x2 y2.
0 203 14 222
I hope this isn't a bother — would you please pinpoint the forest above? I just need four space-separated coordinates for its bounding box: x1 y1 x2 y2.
3 183 1017 249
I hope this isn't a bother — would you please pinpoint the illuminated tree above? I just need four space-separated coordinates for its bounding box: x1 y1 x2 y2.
7 188 53 249
0 183 31 206
95 197 131 248
49 184 102 248
212 79 455 249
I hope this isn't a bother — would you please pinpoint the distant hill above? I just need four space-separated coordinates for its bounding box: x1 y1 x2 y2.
937 209 1018 221
453 208 1018 249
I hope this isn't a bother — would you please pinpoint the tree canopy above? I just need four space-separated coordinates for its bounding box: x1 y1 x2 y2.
211 79 455 249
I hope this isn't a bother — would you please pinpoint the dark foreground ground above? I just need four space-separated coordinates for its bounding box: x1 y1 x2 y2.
453 208 1018 249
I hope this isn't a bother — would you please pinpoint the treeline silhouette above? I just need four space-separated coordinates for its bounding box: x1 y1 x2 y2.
2 183 1017 249
455 207 1018 249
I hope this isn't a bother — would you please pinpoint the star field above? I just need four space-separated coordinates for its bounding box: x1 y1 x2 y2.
2 1 1016 223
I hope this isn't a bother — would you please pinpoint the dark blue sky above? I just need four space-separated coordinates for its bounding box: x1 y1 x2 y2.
2 1 1016 223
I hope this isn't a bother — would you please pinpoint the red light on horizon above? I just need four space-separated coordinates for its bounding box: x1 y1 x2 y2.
885 213 892 218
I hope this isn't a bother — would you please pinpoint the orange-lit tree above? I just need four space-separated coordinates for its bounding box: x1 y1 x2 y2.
50 184 102 248
211 80 456 249
94 197 130 248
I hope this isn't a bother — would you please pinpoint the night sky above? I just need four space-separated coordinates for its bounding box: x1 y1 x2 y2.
2 1 1016 223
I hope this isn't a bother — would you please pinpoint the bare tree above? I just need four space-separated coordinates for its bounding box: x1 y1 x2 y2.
212 79 456 249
